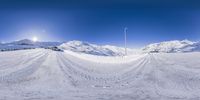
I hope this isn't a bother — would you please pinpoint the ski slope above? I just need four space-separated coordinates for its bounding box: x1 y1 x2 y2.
0 49 200 100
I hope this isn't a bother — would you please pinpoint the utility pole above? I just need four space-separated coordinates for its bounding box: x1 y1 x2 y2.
124 27 128 56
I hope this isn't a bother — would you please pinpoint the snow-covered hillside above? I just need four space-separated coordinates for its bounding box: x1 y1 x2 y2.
0 49 200 100
10 39 35 45
0 39 139 56
0 39 62 51
10 39 62 47
2 39 200 55
142 40 200 53
59 40 137 56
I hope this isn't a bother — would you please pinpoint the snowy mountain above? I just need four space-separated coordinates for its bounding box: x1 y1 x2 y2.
9 39 35 45
2 39 200 54
0 39 137 55
59 40 136 56
0 39 62 51
9 39 61 47
142 40 200 53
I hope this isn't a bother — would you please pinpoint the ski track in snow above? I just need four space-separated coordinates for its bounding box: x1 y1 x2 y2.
0 49 200 100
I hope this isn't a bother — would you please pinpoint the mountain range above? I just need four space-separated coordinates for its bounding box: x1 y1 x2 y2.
0 39 62 51
58 40 137 56
1 39 200 55
142 40 200 53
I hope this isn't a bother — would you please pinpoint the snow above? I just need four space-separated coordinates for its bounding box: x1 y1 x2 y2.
142 40 200 53
2 39 200 54
59 40 138 56
0 48 200 100
10 39 35 45
59 40 200 55
0 39 62 51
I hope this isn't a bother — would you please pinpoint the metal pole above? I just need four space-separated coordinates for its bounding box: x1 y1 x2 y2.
124 27 127 56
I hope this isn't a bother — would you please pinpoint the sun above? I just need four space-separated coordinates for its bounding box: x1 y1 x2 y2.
32 36 38 42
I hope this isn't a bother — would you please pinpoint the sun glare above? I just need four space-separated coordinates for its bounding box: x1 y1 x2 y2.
32 36 38 42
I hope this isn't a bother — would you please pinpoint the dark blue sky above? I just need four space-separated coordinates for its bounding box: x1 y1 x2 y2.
0 0 200 48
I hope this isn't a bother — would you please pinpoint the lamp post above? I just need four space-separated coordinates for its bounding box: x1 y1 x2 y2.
124 27 128 56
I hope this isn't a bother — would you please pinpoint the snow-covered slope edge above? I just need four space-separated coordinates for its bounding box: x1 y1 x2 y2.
142 40 200 53
59 40 139 56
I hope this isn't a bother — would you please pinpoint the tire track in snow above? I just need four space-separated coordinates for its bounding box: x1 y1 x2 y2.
1 49 200 100
0 50 43 69
0 50 47 76
116 55 150 82
0 50 49 84
149 54 200 99
56 52 151 89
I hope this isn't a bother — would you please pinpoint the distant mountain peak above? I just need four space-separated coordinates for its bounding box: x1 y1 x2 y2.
59 40 136 56
15 39 33 42
0 39 62 51
66 40 92 46
143 40 199 53
11 39 35 45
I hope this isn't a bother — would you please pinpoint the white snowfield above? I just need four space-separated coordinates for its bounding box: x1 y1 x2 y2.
0 49 200 100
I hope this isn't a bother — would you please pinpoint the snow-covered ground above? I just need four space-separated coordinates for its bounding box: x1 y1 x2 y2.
0 48 200 100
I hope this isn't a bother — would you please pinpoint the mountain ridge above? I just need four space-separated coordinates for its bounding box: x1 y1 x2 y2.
1 39 200 54
142 39 200 53
59 40 133 56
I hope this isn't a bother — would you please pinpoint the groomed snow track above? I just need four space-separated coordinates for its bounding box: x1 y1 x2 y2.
0 49 200 100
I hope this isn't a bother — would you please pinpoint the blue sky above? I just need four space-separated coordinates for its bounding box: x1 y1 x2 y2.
0 0 200 48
